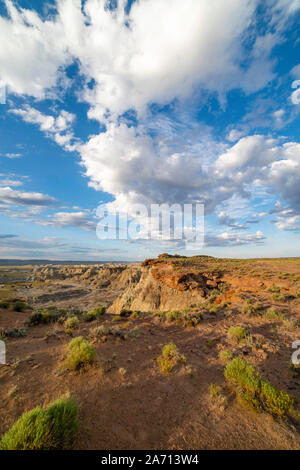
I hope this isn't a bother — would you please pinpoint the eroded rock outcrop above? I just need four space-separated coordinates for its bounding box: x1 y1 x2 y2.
108 259 223 313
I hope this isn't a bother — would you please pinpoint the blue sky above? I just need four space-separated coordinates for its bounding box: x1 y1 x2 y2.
0 0 300 260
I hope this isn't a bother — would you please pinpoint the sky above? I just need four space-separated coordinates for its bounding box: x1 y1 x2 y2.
0 0 300 260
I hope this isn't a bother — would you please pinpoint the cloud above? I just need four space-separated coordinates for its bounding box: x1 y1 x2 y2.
0 0 70 98
205 230 266 247
10 106 79 151
217 211 247 230
2 0 300 250
1 0 287 115
42 211 97 231
0 186 57 206
0 234 18 239
0 153 22 158
0 179 23 187
275 215 299 231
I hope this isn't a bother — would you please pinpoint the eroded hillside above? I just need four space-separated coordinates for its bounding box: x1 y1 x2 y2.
0 255 300 449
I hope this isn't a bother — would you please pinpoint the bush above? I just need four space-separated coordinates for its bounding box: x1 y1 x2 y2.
64 316 79 330
242 303 263 316
29 309 67 326
0 301 10 309
209 383 222 398
224 358 294 418
164 310 202 327
83 306 105 322
91 325 125 341
64 336 95 370
219 350 234 363
112 315 123 322
0 395 78 450
157 342 186 374
165 310 182 323
130 311 140 319
228 326 247 343
13 301 27 312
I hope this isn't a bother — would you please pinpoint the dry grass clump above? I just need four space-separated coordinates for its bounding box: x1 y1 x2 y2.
228 326 247 343
64 316 79 330
157 342 186 374
219 350 234 363
91 325 125 341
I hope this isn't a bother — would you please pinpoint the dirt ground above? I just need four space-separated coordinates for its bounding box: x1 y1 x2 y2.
0 257 300 449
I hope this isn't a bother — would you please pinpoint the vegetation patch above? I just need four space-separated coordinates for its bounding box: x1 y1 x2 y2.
64 316 80 330
83 306 106 322
0 301 10 309
13 301 27 312
224 358 294 418
64 336 95 371
228 326 247 343
219 350 234 363
29 308 67 326
0 395 79 450
242 301 264 316
156 310 202 328
91 325 125 341
157 342 186 374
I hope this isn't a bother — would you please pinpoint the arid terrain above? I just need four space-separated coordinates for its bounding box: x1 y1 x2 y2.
1 254 300 449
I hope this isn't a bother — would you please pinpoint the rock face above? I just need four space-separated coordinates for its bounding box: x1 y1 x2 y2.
107 260 222 313
30 257 226 313
30 264 127 287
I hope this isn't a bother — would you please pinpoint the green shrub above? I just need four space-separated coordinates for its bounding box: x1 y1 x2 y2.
83 306 105 322
164 310 202 327
228 326 247 343
219 350 234 363
130 311 140 319
0 301 10 309
120 309 132 317
157 342 186 374
64 316 79 330
224 358 294 418
0 395 78 450
29 312 43 326
112 315 123 322
13 301 26 312
206 339 215 349
29 309 66 326
165 310 182 323
64 336 95 370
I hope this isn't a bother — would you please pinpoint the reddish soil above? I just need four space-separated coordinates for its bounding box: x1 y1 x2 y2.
1 257 300 449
